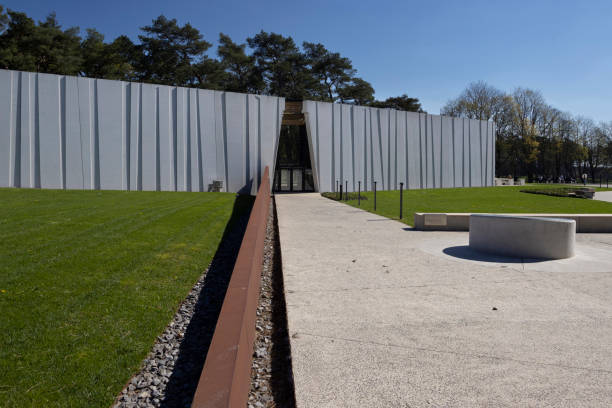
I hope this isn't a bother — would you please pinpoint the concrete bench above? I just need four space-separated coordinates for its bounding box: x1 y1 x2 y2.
469 214 575 259
414 213 612 233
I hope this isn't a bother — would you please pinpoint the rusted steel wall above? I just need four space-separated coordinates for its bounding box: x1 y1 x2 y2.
191 166 271 408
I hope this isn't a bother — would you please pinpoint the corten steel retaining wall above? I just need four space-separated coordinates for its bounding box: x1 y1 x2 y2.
191 167 271 408
0 69 284 194
302 101 496 193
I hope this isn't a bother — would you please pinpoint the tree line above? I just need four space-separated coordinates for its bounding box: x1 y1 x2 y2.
442 82 612 182
0 6 422 111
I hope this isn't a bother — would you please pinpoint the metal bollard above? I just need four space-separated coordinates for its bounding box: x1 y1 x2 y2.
399 182 403 219
339 184 343 201
358 181 361 206
345 180 348 200
374 181 377 211
336 180 339 198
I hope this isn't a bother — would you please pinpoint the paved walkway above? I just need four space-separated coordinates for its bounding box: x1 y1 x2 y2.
275 193 612 407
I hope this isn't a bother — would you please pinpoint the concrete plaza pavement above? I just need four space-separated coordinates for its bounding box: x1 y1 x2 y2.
275 193 612 407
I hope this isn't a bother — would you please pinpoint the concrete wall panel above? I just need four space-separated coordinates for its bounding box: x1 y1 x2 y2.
0 69 492 194
302 101 495 192
406 112 421 189
0 69 283 193
469 119 482 187
396 111 406 188
453 117 463 188
441 116 454 188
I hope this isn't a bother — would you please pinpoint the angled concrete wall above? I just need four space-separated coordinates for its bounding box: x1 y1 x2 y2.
0 69 284 194
0 69 493 195
302 101 495 192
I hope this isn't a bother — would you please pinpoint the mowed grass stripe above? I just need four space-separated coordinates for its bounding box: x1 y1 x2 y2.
330 185 612 226
0 188 247 407
0 191 202 252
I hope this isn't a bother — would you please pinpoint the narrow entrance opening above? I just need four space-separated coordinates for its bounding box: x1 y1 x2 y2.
273 124 315 192
273 101 315 193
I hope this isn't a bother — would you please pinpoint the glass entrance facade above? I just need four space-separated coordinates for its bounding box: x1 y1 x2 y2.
273 125 315 192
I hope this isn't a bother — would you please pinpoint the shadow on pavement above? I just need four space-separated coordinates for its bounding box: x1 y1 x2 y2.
443 245 545 264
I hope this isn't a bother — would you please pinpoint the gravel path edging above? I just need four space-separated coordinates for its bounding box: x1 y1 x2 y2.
248 199 297 408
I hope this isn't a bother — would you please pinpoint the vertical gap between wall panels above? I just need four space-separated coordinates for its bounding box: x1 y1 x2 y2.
468 119 472 187
185 90 190 191
76 78 84 189
257 96 262 190
377 109 384 190
222 93 229 192
331 103 335 192
418 113 422 189
363 107 367 192
125 83 131 191
172 88 177 191
405 112 409 189
155 87 161 191
93 79 100 190
137 84 143 191
479 120 483 186
60 76 67 189
244 94 249 193
439 115 443 189
424 114 428 189
197 91 204 192
452 117 456 188
34 74 40 188
351 105 355 191
395 111 399 189
9 72 15 187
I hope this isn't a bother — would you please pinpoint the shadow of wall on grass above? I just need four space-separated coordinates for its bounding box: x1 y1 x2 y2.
159 194 254 408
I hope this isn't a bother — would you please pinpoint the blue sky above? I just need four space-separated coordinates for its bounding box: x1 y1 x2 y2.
3 0 611 122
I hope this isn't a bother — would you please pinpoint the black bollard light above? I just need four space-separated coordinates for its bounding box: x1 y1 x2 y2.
399 182 404 219
358 181 361 206
345 180 348 200
339 184 343 201
374 181 377 211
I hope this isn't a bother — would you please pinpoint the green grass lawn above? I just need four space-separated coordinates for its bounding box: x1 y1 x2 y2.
326 185 612 226
0 188 250 407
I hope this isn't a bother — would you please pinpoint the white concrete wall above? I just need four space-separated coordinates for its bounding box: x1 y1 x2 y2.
0 69 284 194
302 101 495 192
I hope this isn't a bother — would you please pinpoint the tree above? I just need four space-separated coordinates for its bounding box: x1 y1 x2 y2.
0 11 82 74
337 78 375 105
217 33 262 93
441 81 505 120
371 94 422 112
80 29 135 80
247 31 315 99
303 42 355 102
0 6 8 34
137 15 212 86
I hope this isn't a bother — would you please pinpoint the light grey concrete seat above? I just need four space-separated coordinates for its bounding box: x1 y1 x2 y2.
469 214 575 259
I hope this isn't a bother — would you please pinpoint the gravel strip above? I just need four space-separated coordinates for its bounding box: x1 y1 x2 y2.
113 202 250 408
248 199 297 408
